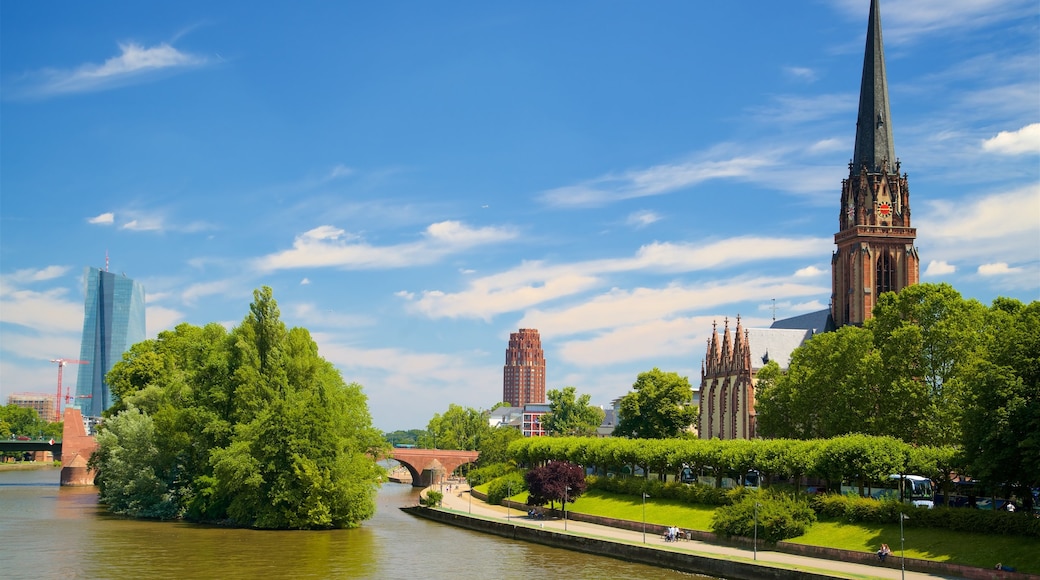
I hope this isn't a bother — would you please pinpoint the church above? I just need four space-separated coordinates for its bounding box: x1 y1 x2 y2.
698 0 919 440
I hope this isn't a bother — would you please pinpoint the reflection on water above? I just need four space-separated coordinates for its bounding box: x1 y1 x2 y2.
1 468 709 579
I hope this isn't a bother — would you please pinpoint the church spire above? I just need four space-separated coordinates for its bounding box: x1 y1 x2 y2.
851 0 896 174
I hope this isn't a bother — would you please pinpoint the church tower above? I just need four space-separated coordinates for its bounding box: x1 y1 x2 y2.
832 0 919 327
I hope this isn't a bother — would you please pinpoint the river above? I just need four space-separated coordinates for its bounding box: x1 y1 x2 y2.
0 467 708 579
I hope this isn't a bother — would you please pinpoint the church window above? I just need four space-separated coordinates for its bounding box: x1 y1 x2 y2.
876 251 895 296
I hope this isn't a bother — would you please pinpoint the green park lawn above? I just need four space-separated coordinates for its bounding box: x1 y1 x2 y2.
491 487 1038 574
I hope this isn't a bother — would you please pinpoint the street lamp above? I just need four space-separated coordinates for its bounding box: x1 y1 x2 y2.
753 502 761 560
468 487 472 513
506 481 512 522
642 492 649 543
900 513 909 580
564 486 571 531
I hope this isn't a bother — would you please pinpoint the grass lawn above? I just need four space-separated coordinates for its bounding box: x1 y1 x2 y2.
490 486 1038 574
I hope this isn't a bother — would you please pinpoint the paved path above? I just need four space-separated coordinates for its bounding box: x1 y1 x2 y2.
431 482 957 580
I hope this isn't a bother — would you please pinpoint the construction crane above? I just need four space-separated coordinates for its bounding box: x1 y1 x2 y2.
50 358 87 422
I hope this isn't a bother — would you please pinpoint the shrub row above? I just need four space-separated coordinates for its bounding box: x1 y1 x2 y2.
810 493 1040 537
466 462 515 487
587 474 739 506
486 471 526 505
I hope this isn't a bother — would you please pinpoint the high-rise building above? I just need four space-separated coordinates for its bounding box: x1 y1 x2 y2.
75 267 146 417
831 0 919 327
502 328 546 408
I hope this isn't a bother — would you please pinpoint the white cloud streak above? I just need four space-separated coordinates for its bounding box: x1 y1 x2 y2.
404 235 831 320
255 221 518 272
16 42 209 98
981 123 1040 155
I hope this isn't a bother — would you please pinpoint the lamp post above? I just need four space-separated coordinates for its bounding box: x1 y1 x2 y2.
753 502 761 560
468 486 472 514
506 482 512 522
900 513 909 580
564 486 571 531
642 492 649 543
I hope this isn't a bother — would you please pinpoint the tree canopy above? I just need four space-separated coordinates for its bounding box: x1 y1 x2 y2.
418 403 521 467
542 386 605 437
613 368 696 439
524 460 587 509
91 286 387 529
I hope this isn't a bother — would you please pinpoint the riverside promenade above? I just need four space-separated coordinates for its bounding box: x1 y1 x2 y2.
422 482 1025 580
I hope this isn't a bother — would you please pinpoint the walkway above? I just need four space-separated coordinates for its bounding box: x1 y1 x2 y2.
432 482 959 580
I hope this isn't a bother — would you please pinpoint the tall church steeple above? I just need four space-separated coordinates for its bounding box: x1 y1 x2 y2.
852 0 896 173
831 0 919 327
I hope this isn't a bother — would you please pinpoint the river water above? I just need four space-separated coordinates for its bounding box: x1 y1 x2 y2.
0 468 707 579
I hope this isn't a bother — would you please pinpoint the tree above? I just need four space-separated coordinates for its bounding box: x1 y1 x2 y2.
870 283 988 445
0 404 46 438
89 406 177 519
959 299 1040 510
418 404 488 450
542 386 605 437
524 461 586 509
95 286 387 529
613 368 696 439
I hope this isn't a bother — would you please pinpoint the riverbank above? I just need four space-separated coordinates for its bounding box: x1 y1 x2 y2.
410 483 1034 580
0 462 60 471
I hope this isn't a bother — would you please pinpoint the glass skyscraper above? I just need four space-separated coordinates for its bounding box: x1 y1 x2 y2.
75 267 146 418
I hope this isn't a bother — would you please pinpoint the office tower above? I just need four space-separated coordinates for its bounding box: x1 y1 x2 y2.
75 267 146 417
503 328 546 408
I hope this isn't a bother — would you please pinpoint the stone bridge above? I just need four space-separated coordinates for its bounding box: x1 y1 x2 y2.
388 448 479 487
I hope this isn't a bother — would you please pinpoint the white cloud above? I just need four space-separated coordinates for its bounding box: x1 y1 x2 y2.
19 42 208 98
783 66 817 83
121 216 165 232
404 236 830 320
794 265 825 277
0 287 83 334
539 151 776 207
918 185 1040 265
300 278 311 285
254 221 518 272
748 94 855 125
977 262 1024 276
288 303 374 329
981 123 1040 155
145 305 184 337
924 260 957 276
625 210 662 229
88 212 115 225
6 265 71 284
832 0 1038 43
517 277 827 339
181 279 236 305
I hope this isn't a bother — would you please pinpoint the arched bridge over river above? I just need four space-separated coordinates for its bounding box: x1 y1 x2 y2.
388 448 479 487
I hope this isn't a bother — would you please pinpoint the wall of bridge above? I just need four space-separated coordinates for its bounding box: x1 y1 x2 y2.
389 449 479 487
60 407 97 486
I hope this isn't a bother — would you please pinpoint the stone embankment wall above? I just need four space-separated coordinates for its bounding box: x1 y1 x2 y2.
472 490 1033 580
403 505 837 580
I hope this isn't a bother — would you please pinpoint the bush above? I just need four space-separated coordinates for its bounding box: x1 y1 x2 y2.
466 462 515 488
587 475 733 506
486 471 526 505
423 490 443 507
712 491 816 543
809 493 1040 537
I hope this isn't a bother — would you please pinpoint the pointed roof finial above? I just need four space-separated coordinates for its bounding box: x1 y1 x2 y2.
852 0 896 174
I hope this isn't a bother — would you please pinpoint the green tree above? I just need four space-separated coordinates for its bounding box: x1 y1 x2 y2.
0 404 47 438
418 404 488 450
870 283 988 445
542 386 605 437
89 406 177 518
613 368 696 439
96 286 386 529
959 299 1040 510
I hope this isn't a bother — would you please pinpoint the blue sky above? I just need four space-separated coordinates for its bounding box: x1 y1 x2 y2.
2 1 1038 432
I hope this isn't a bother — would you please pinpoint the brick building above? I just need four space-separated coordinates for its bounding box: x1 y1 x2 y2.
502 328 546 408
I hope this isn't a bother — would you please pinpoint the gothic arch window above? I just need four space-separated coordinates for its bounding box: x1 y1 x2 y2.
876 250 895 297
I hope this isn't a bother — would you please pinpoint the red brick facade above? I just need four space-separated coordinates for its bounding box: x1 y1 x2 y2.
503 328 546 407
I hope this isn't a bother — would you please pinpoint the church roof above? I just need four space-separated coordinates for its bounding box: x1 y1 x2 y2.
745 328 813 371
852 0 897 173
770 308 835 333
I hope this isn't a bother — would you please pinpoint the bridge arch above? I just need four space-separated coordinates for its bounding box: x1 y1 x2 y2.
388 448 479 487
